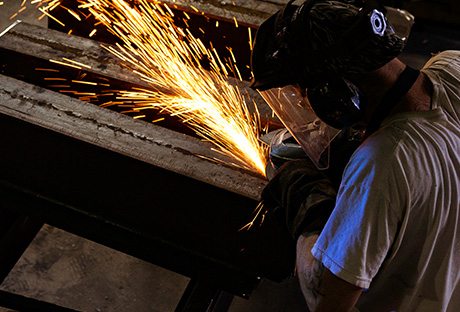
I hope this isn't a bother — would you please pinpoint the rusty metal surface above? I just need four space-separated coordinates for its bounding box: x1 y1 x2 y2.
0 73 265 200
161 0 287 27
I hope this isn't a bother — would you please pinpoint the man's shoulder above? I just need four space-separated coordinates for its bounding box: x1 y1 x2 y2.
341 131 400 186
422 50 460 122
422 50 460 72
352 129 400 163
423 50 460 69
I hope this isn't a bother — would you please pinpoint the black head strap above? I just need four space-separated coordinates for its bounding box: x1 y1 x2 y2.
366 65 420 135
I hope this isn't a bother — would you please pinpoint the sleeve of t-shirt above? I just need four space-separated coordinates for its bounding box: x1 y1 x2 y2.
311 137 406 289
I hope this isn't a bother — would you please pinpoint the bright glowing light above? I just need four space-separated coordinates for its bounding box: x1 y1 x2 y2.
82 0 267 175
14 0 268 176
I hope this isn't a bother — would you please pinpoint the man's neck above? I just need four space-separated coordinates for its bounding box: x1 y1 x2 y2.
352 58 433 123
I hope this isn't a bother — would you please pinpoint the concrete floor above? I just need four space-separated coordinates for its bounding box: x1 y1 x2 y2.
1 1 460 312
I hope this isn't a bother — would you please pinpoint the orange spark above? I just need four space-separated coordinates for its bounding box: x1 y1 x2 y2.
49 59 82 69
39 7 65 26
72 80 98 85
233 16 238 28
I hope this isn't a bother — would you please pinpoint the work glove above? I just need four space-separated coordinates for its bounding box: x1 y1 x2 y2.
261 158 337 239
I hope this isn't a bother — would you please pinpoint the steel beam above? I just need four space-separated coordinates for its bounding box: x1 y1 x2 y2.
0 72 265 200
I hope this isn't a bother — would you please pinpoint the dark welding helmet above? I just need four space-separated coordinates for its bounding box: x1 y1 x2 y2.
250 0 407 168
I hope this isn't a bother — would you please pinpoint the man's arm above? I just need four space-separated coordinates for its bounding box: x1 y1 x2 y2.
296 233 363 312
315 269 363 312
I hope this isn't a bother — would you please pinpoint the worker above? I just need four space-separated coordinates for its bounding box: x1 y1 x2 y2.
250 0 460 311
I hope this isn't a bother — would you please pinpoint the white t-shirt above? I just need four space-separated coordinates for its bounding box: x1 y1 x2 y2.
311 50 460 312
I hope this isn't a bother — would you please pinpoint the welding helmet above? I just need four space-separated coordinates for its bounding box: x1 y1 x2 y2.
250 0 407 168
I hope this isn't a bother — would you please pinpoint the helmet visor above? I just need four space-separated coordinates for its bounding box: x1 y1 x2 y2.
259 85 340 169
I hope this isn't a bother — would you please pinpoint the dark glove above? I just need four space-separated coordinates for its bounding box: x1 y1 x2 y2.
261 158 337 239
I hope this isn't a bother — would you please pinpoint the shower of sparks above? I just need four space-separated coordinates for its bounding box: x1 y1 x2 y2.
13 0 268 176
81 0 267 175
